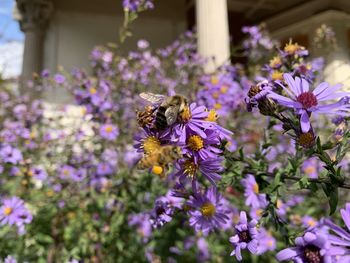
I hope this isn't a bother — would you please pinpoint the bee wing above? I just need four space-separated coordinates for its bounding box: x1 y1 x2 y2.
139 92 165 104
165 105 180 125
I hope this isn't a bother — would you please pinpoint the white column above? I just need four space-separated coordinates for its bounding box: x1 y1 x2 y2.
15 0 53 89
196 0 230 72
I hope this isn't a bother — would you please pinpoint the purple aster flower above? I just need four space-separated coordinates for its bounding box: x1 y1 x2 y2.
302 215 319 230
99 123 119 141
172 103 216 143
324 203 350 259
197 237 210 261
301 157 320 179
174 156 223 186
133 127 170 154
58 165 82 182
4 256 17 263
182 129 222 162
230 211 259 261
54 74 66 84
0 145 23 164
137 39 149 49
187 186 229 235
0 196 32 227
129 212 152 242
276 231 339 262
241 175 268 209
28 166 47 181
96 162 114 176
268 73 350 132
257 228 276 255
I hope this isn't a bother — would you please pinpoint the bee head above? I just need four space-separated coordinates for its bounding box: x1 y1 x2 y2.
171 146 183 158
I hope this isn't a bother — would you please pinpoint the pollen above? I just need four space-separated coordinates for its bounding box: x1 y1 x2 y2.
220 85 228 93
152 165 163 175
183 160 197 178
205 109 218 122
200 202 216 217
143 136 161 154
269 56 282 69
105 125 114 133
89 87 97 95
188 135 204 151
27 170 34 177
180 106 191 122
271 70 283 81
62 169 70 176
4 207 12 215
214 103 222 109
298 132 315 148
297 92 318 109
253 183 259 194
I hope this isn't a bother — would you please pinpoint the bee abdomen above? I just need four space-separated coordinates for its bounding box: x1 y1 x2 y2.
155 106 168 130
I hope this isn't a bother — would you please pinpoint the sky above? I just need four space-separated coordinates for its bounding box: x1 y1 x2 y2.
0 0 23 78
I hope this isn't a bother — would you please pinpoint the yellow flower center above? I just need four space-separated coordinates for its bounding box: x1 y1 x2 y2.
183 160 197 178
284 42 301 55
269 56 281 68
4 207 12 215
267 240 274 247
143 136 161 154
89 87 97 95
187 135 204 151
200 202 216 217
253 183 259 194
152 165 163 175
205 109 218 122
105 125 113 133
271 70 283 81
63 169 70 176
30 132 36 139
276 199 283 209
220 85 228 93
211 76 219 85
214 103 222 109
255 209 263 217
180 106 191 122
307 219 316 227
298 132 315 148
304 166 316 175
212 92 219 99
27 170 34 177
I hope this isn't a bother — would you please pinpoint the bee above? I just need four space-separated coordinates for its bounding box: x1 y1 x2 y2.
136 105 156 127
137 145 182 177
139 93 188 130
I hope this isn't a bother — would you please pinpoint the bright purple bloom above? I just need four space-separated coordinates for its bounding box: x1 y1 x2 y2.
0 145 23 164
230 211 259 261
174 156 223 186
257 228 276 255
54 74 66 84
187 186 229 235
276 231 340 262
0 197 32 227
4 256 17 263
99 123 119 141
241 175 267 209
302 157 320 179
28 166 47 181
58 165 82 182
268 73 350 132
129 212 152 242
96 162 114 176
324 203 350 260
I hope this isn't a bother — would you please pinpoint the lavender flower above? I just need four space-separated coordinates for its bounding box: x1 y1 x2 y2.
268 73 350 132
241 175 268 209
276 231 339 262
230 211 259 261
99 123 119 141
187 186 229 235
4 256 17 263
0 196 32 227
0 145 23 164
